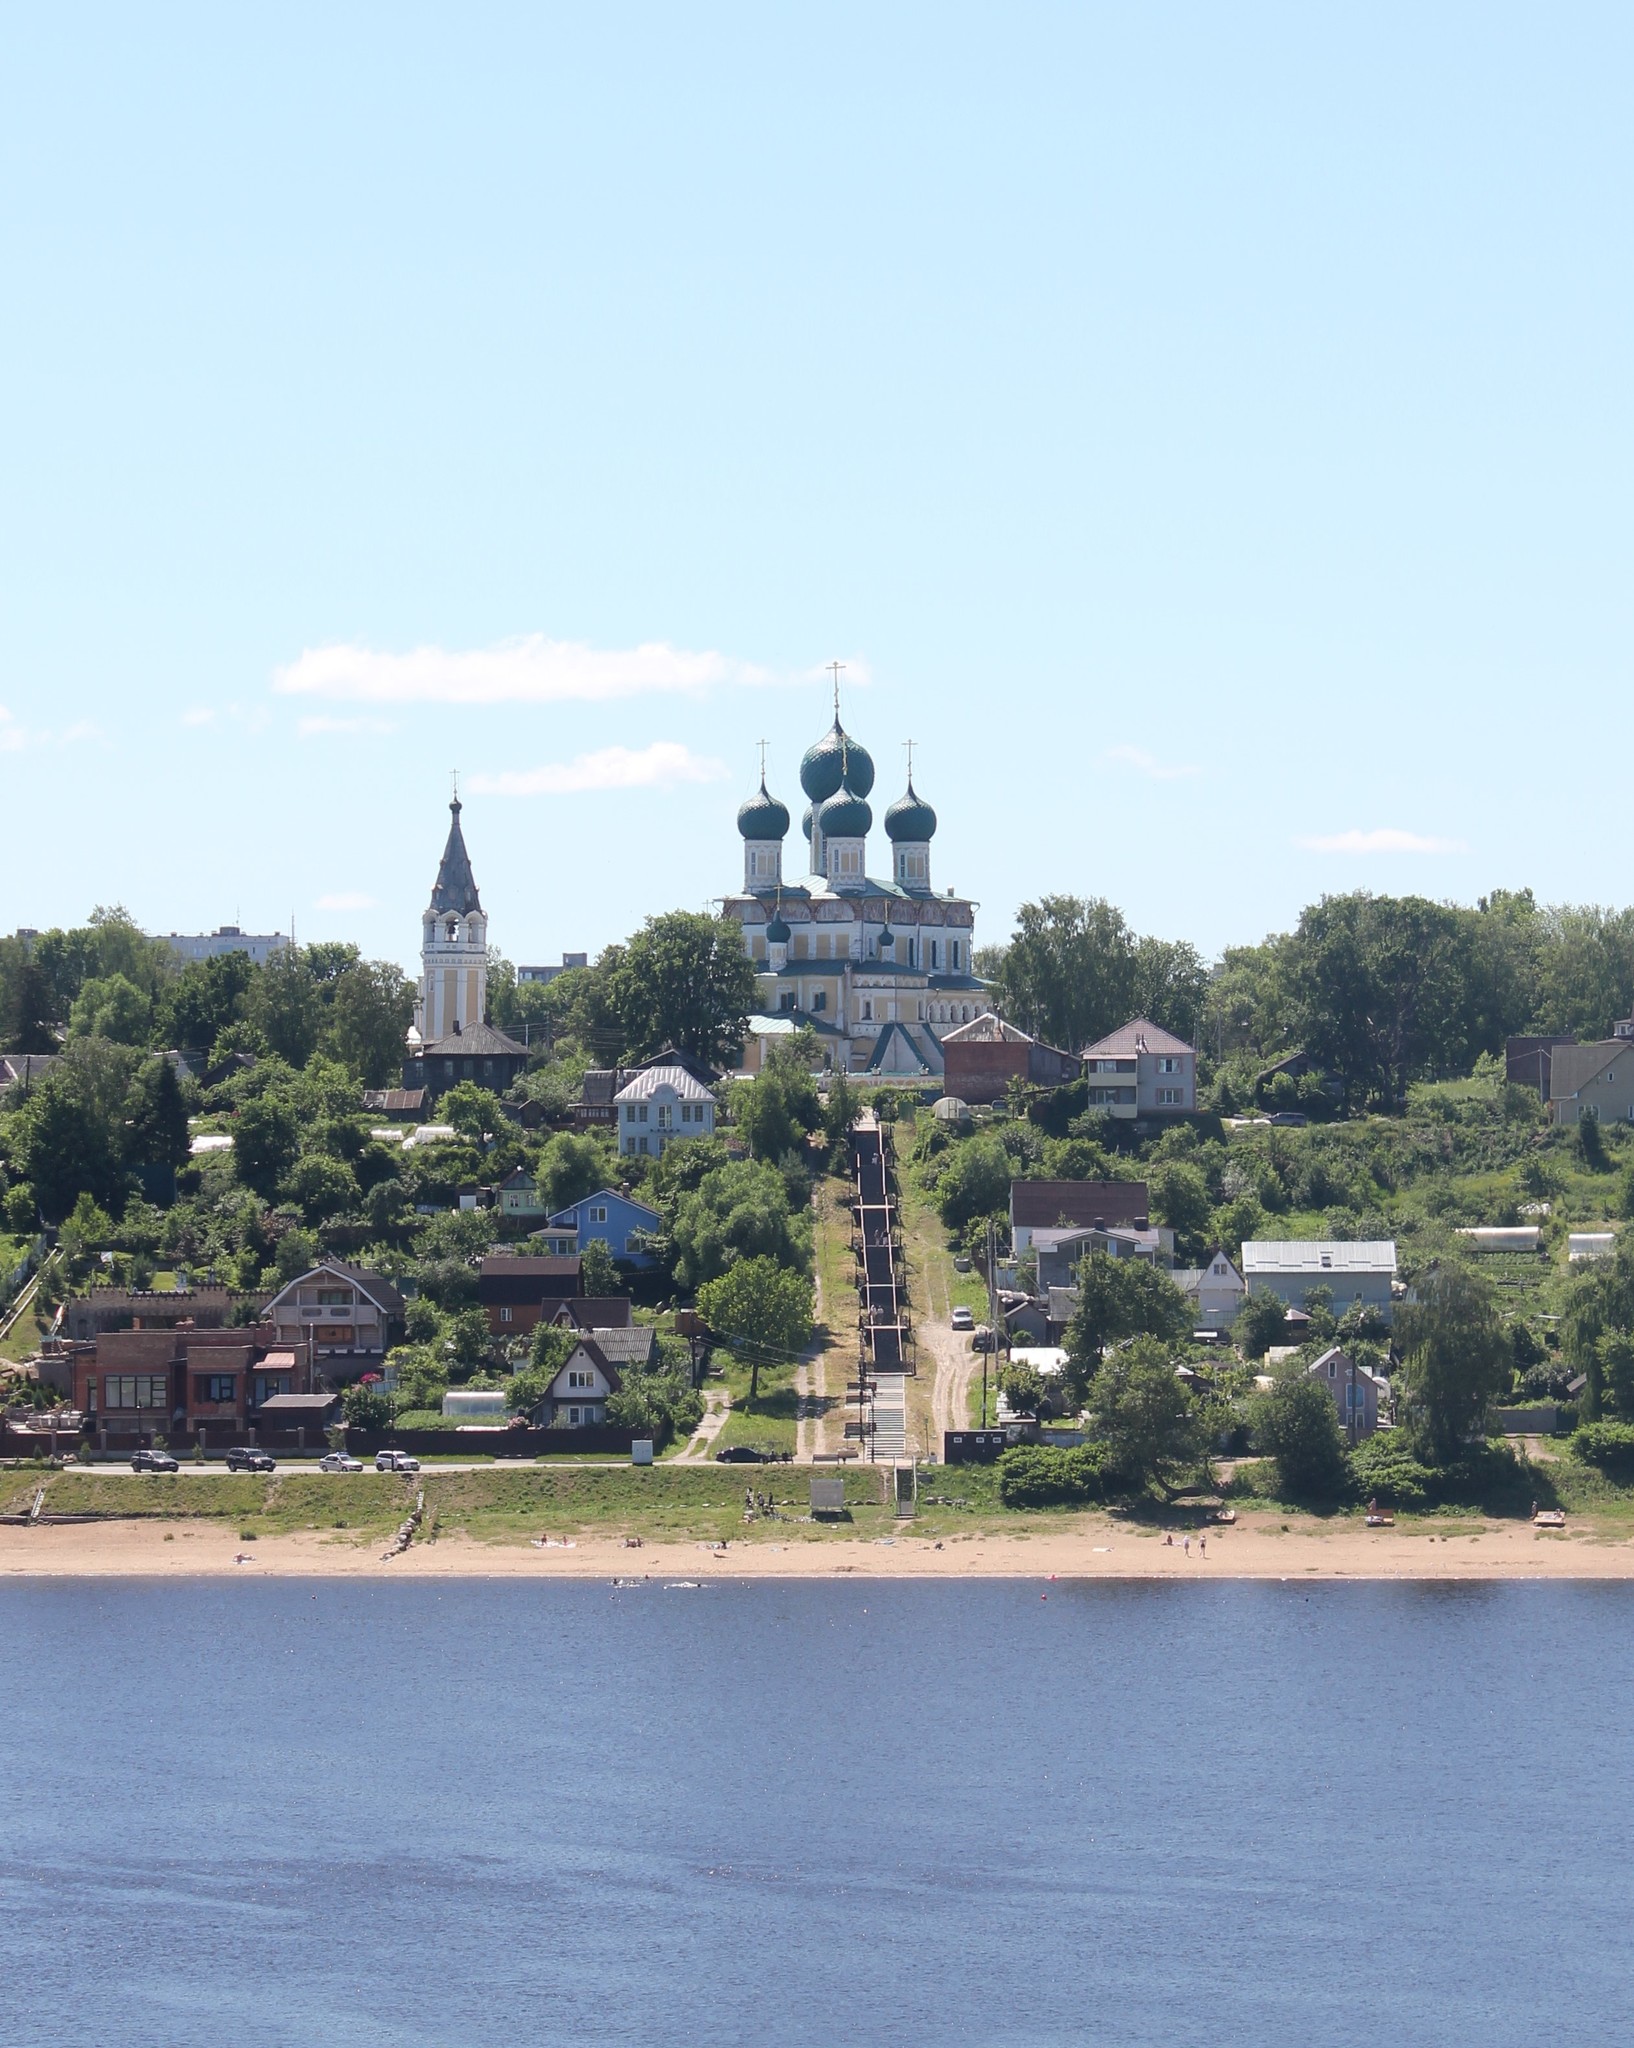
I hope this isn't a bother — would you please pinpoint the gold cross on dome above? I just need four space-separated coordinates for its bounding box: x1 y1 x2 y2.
757 738 768 783
828 659 845 717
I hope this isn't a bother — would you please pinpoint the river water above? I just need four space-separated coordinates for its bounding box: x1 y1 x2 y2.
1 1577 1627 2046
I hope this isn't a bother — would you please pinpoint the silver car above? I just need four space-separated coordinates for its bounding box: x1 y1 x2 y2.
318 1451 364 1474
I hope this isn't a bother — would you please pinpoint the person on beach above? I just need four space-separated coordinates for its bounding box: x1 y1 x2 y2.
1183 1536 1190 1556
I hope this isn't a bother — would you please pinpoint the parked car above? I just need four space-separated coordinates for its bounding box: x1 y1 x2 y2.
130 1448 179 1473
318 1452 364 1474
375 1450 421 1473
225 1447 276 1473
950 1305 975 1332
714 1446 790 1464
971 1325 997 1352
953 1255 973 1272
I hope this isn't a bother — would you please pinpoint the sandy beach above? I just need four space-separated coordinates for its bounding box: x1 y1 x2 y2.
2 1514 1632 1580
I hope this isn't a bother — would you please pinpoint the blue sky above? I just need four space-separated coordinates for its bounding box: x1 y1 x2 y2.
3 4 1630 974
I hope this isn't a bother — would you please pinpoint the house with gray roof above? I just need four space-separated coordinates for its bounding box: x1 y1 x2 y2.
1079 1018 1196 1119
615 1064 717 1158
1547 1035 1634 1127
1240 1240 1398 1323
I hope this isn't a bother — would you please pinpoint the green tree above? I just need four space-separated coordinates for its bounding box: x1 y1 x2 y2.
933 1134 1012 1230
697 1255 814 1403
605 911 759 1068
670 1160 811 1292
1395 1264 1511 1462
157 951 258 1054
986 895 1137 1052
234 1092 301 1200
1234 1291 1289 1360
1087 1336 1203 1496
68 972 151 1045
272 1227 318 1284
440 1081 506 1144
1597 1331 1634 1418
1255 1365 1350 1498
1578 1110 1608 1171
282 1154 361 1225
124 1057 191 1174
1149 1161 1212 1263
534 1131 616 1214
248 948 320 1065
340 1381 394 1432
605 1370 704 1447
0 940 56 1052
16 1054 133 1218
1281 893 1482 1111
580 1237 621 1297
999 1358 1050 1419
1063 1251 1190 1396
324 959 416 1086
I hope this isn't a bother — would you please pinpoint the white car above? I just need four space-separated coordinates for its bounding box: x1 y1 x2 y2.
950 1306 975 1332
375 1450 421 1473
318 1452 364 1474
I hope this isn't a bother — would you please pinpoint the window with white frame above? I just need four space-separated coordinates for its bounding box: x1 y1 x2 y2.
589 1205 607 1223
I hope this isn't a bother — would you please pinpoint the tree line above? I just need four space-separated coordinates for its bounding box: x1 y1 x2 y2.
979 887 1634 1112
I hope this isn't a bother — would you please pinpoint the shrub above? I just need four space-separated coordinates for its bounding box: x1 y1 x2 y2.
996 1442 1110 1508
1348 1434 1432 1509
1254 1369 1350 1500
1571 1420 1634 1479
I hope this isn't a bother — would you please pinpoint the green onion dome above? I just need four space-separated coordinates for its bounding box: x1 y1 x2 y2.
816 788 872 839
737 780 790 841
800 720 848 802
801 804 813 842
800 720 875 802
765 909 791 945
884 781 937 842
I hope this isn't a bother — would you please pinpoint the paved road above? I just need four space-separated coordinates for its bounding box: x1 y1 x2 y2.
52 1459 647 1478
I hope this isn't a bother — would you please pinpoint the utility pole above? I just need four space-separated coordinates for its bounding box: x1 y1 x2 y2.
984 1215 1001 1428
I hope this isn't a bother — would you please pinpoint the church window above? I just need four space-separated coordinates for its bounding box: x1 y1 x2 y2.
812 991 826 1012
861 1000 873 1021
950 940 961 969
929 939 939 970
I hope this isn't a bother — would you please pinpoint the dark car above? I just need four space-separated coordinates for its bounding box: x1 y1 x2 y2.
714 1446 791 1464
225 1447 276 1473
130 1448 179 1473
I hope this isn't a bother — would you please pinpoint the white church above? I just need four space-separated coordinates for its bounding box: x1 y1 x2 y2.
721 709 986 1077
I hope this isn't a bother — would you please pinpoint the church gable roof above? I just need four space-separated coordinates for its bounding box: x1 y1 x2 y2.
428 799 482 916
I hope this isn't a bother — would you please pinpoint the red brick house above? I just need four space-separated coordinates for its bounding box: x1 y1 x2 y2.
66 1323 331 1450
941 1014 1081 1107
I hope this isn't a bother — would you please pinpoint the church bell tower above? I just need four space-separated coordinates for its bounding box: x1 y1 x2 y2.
415 795 488 1043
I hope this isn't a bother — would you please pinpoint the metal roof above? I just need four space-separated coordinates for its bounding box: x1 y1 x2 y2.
427 799 481 916
1080 1016 1195 1058
614 1065 716 1103
1240 1241 1397 1275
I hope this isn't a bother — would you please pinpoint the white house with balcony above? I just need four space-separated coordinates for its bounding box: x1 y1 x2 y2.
1079 1018 1196 1118
261 1259 404 1383
614 1065 718 1158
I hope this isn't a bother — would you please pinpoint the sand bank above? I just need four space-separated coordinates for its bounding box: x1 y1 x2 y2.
0 1514 1630 1580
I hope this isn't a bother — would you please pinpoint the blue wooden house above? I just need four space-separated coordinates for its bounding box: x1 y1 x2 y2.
546 1188 662 1269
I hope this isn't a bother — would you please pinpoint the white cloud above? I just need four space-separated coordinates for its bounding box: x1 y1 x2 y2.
297 714 396 739
1104 744 1200 782
1297 827 1468 855
273 634 784 707
315 891 378 912
0 707 105 751
469 742 730 797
